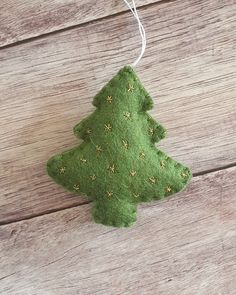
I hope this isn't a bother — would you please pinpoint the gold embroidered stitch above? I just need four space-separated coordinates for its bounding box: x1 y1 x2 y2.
181 172 188 178
149 177 156 184
128 84 134 92
130 170 137 177
86 128 92 134
73 184 80 191
107 95 112 103
104 123 112 132
160 160 165 168
166 186 172 193
139 150 145 159
108 164 115 173
96 145 102 154
90 175 96 181
149 128 154 135
59 167 66 174
107 191 113 198
124 111 131 120
133 193 140 198
122 140 128 149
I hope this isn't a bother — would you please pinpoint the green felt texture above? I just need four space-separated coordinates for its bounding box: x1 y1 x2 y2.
47 66 192 228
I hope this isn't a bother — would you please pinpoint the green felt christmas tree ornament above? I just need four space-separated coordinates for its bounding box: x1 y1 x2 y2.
47 1 192 228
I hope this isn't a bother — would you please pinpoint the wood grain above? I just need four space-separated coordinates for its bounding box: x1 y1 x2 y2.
0 0 236 224
0 0 161 48
0 167 235 295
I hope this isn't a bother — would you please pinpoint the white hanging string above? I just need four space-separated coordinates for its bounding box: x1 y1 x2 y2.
123 0 146 67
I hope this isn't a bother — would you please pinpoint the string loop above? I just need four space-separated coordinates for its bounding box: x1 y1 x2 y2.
123 0 146 67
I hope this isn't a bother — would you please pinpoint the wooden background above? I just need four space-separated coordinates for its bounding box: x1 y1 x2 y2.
0 0 235 294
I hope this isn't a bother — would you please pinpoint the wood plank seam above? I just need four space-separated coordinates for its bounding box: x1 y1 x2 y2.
0 164 234 227
193 162 236 177
0 0 176 49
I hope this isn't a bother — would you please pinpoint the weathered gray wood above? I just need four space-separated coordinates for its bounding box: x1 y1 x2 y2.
0 0 160 48
0 0 236 223
0 167 235 295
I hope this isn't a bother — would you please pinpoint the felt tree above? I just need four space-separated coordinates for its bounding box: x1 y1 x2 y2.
47 66 191 227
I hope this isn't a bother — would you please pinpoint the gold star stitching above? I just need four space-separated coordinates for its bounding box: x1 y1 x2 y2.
122 140 128 149
104 124 112 132
166 186 172 193
133 193 140 198
128 84 134 92
59 167 66 174
181 172 188 178
73 184 80 191
130 170 137 177
149 177 156 184
96 145 102 154
106 95 113 103
108 164 115 173
160 160 165 168
86 128 92 135
90 175 96 181
107 191 113 198
139 150 145 159
149 128 154 135
80 158 87 164
124 111 131 120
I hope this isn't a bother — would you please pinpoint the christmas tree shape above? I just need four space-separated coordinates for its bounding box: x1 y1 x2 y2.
47 66 192 227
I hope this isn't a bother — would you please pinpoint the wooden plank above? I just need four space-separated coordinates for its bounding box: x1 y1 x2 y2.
0 0 161 48
0 167 235 294
0 0 236 224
